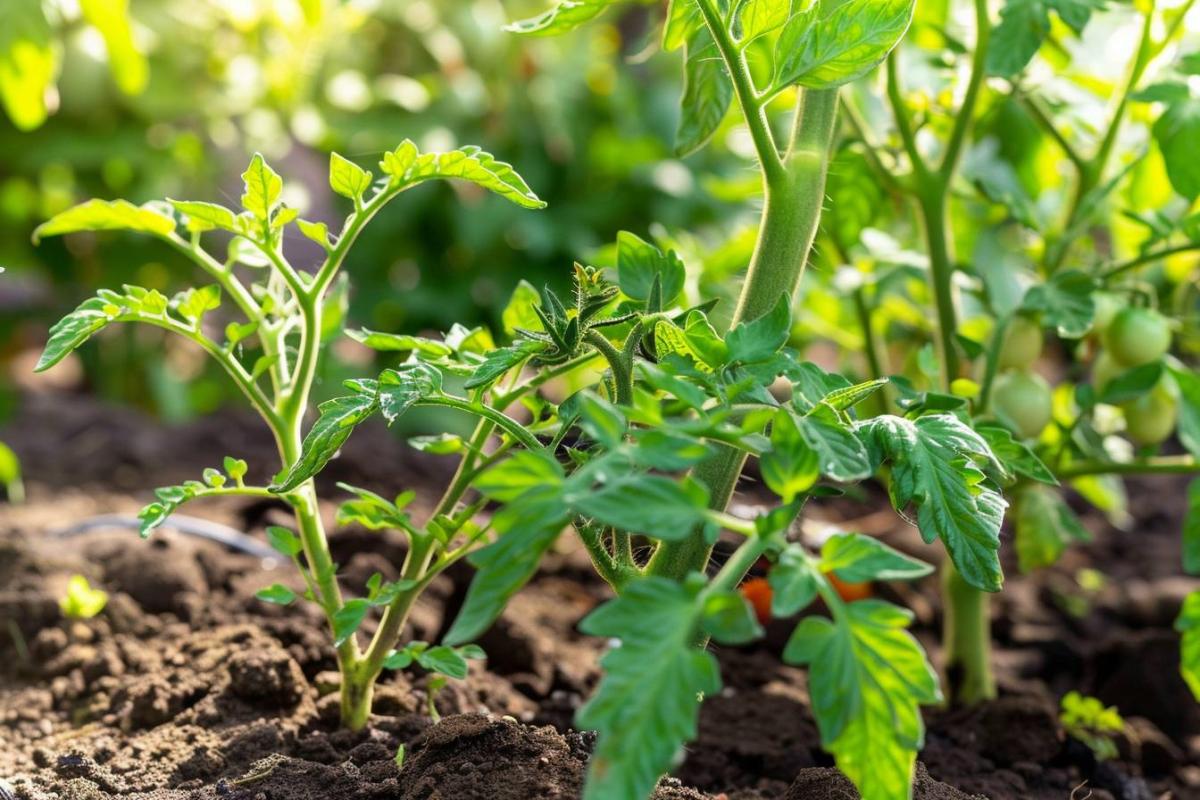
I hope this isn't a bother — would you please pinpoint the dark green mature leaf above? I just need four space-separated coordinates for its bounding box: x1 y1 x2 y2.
857 415 1006 592
799 407 871 482
976 425 1057 485
1175 591 1200 701
676 27 733 157
1152 91 1200 200
986 0 1101 77
761 409 819 502
568 474 709 540
444 486 569 645
773 0 915 91
1170 366 1200 460
726 293 791 364
271 390 379 492
32 199 175 243
1100 361 1165 404
820 532 933 583
630 429 713 470
784 600 940 800
475 450 565 503
379 140 546 209
577 577 720 800
377 363 443 423
617 231 686 306
769 545 820 615
1184 479 1200 575
702 591 764 645
1021 271 1096 338
1014 485 1090 572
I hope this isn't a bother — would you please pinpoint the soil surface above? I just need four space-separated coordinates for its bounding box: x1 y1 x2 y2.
2 392 1199 799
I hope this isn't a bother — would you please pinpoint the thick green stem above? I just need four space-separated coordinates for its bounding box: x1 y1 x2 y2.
646 89 838 582
917 188 962 384
941 565 996 703
1056 454 1200 479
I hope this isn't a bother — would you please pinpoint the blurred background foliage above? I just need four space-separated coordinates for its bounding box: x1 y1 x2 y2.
2 0 1199 429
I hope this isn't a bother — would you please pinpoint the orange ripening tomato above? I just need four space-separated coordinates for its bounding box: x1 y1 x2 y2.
739 577 773 625
827 572 872 602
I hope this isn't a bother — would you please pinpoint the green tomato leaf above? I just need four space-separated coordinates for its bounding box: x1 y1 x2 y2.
416 645 470 680
505 0 618 36
271 389 379 492
769 545 821 616
169 200 239 233
1170 366 1200 460
333 599 371 647
1013 485 1090 573
761 409 819 502
79 0 148 95
174 284 221 326
799 406 872 482
663 0 702 51
256 583 298 605
702 590 765 645
377 363 443 424
0 1 56 131
380 140 545 209
502 279 543 337
739 0 791 43
475 450 566 503
676 27 733 157
773 0 915 91
1183 478 1200 576
33 199 175 243
820 532 933 583
857 414 1006 592
241 153 283 223
464 340 546 390
616 231 686 307
577 576 720 800
567 474 710 540
37 296 124 372
346 328 454 358
1154 94 1200 201
725 293 791 365
266 525 303 557
444 486 568 645
1021 270 1096 339
330 152 374 201
975 424 1057 485
1175 591 1200 702
784 600 941 800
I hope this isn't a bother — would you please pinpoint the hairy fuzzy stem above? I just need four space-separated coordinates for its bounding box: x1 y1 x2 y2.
646 88 838 582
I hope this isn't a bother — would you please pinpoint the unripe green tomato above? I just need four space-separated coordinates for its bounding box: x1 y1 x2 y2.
1091 292 1122 333
997 315 1043 370
992 370 1053 439
1121 384 1178 446
1092 349 1122 394
1104 307 1171 367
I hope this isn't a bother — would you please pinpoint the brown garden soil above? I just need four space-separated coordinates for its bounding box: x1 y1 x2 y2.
2 392 1199 799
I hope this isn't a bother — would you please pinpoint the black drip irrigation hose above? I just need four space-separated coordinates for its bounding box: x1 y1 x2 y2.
49 514 280 561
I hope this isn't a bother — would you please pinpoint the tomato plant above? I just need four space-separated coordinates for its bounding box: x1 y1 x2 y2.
32 142 547 729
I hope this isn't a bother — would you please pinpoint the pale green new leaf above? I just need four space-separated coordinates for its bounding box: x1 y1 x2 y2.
346 328 454 358
856 415 1005 592
0 1 56 131
377 363 443 424
33 199 175 243
330 152 373 201
241 153 283 222
36 297 124 372
739 0 790 44
773 0 915 91
676 27 732 157
784 600 940 800
169 200 239 233
502 279 543 337
79 0 148 95
1175 591 1200 702
505 0 618 36
1014 485 1089 573
271 389 379 492
379 140 545 209
577 577 720 800
663 0 702 51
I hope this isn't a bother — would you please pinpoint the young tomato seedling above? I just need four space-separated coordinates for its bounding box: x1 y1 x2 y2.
33 142 545 729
